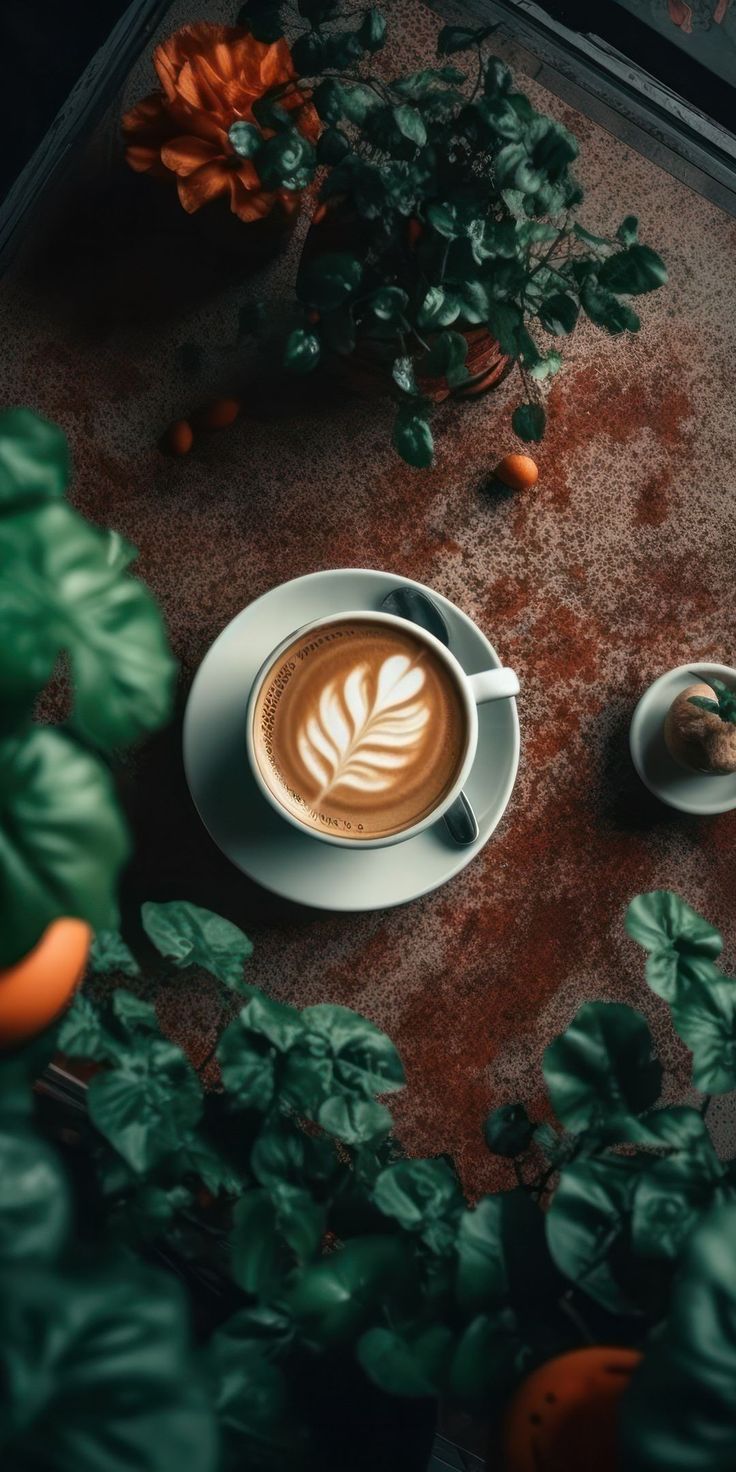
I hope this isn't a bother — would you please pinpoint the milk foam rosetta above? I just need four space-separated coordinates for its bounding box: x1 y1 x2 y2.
252 619 468 840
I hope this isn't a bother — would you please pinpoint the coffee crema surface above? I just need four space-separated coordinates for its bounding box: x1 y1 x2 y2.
251 619 468 840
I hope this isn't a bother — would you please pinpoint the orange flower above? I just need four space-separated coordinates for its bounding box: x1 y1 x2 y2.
122 23 320 222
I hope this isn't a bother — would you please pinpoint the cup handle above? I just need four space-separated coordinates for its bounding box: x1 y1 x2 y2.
467 667 520 704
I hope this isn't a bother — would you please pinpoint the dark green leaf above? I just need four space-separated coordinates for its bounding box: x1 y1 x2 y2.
237 0 284 41
631 1149 723 1261
89 929 141 977
392 356 419 395
359 7 386 52
543 1001 662 1138
373 1158 462 1247
456 1190 554 1312
316 127 350 165
370 286 409 322
208 1316 294 1472
572 222 611 248
318 1094 392 1144
581 279 641 333
617 215 639 245
417 285 461 330
257 129 315 191
284 327 321 374
231 1190 291 1297
546 1154 645 1313
111 989 158 1033
228 121 261 158
392 67 466 100
483 56 512 95
626 891 723 1002
484 1102 534 1157
0 728 129 968
297 251 362 311
437 23 497 54
217 1018 275 1110
538 291 579 336
287 1237 408 1344
419 330 468 387
598 244 667 295
357 1325 453 1396
0 1125 70 1265
57 992 120 1062
671 976 736 1093
485 301 523 354
0 1259 217 1472
512 402 546 442
0 408 69 509
393 401 434 468
302 1002 405 1095
87 1038 202 1173
391 104 427 147
619 1201 736 1472
141 900 253 992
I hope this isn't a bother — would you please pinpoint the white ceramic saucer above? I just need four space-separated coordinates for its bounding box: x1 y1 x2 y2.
182 569 520 910
630 661 736 815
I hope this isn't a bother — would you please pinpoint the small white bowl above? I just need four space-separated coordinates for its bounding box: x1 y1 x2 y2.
630 662 736 815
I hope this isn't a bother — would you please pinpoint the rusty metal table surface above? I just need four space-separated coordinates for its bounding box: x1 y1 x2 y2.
3 0 735 1193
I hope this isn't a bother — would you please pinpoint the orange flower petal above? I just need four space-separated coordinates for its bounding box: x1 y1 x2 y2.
124 144 167 176
161 135 221 176
229 176 276 222
121 91 169 140
177 162 232 213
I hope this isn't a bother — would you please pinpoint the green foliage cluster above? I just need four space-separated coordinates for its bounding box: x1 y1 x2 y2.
689 677 736 725
236 3 667 466
0 410 176 966
4 891 736 1469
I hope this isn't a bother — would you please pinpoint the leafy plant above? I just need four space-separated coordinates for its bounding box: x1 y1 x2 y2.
238 5 666 465
689 678 736 725
0 410 176 966
5 888 736 1469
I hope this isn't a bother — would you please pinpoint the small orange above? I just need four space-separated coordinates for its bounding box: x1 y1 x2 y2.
165 419 194 455
0 919 91 1048
193 398 241 431
494 453 539 491
501 1347 641 1472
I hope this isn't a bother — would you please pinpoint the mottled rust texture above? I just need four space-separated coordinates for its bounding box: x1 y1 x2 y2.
3 0 736 1192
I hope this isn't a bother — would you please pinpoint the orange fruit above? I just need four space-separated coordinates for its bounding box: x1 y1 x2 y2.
501 1347 641 1472
194 398 241 431
165 419 194 455
494 453 539 491
0 919 91 1048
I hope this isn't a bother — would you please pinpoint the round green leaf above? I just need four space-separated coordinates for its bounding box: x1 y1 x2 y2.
228 121 261 157
546 1154 645 1313
392 356 418 396
0 408 69 509
370 286 409 322
626 891 723 1001
297 252 362 311
671 977 736 1094
484 1102 534 1157
257 129 315 190
217 1018 275 1110
208 1319 294 1472
357 1325 452 1396
0 502 176 749
393 402 434 468
456 1190 554 1312
89 929 141 978
286 1237 409 1344
538 292 579 336
317 1094 392 1145
580 279 640 334
392 104 427 147
598 243 667 295
619 1201 736 1471
0 1258 217 1472
543 1001 662 1137
359 7 387 52
373 1158 462 1238
284 328 321 375
87 1039 202 1173
141 900 253 992
0 1126 71 1266
512 402 546 442
231 1190 291 1297
631 1150 723 1262
0 727 130 968
316 127 350 165
301 1003 405 1095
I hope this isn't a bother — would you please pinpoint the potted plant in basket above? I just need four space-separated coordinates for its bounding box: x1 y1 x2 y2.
235 3 667 466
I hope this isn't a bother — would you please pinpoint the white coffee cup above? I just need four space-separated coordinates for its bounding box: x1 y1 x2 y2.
245 610 519 848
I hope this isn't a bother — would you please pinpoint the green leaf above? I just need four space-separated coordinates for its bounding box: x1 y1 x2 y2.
287 1237 408 1344
208 1315 294 1471
318 1094 392 1145
297 251 362 311
631 1148 723 1261
598 244 667 295
512 402 546 442
485 301 523 354
448 1311 521 1398
393 401 434 468
417 285 461 330
359 7 387 52
543 1002 662 1139
228 121 261 158
302 1003 405 1095
392 356 419 395
57 991 119 1062
572 222 611 248
0 728 130 968
89 929 141 977
0 501 176 748
437 23 497 54
419 330 468 387
484 1102 534 1157
626 891 723 1002
392 67 466 100
538 291 579 336
284 327 321 375
546 1154 645 1313
0 1125 71 1265
0 1259 217 1472
483 56 512 95
581 279 641 334
357 1325 453 1396
373 1158 462 1248
87 1038 202 1173
231 1190 291 1297
251 1118 337 1191
217 1018 275 1109
316 127 350 165
141 900 253 993
529 350 562 380
0 408 70 509
617 215 639 245
257 128 315 191
456 1190 554 1312
238 0 284 42
619 1201 736 1472
272 1183 326 1259
369 286 409 322
391 104 426 147
111 988 158 1033
671 976 736 1093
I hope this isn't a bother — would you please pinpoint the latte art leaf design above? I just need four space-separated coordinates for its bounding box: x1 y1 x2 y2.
297 655 430 798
